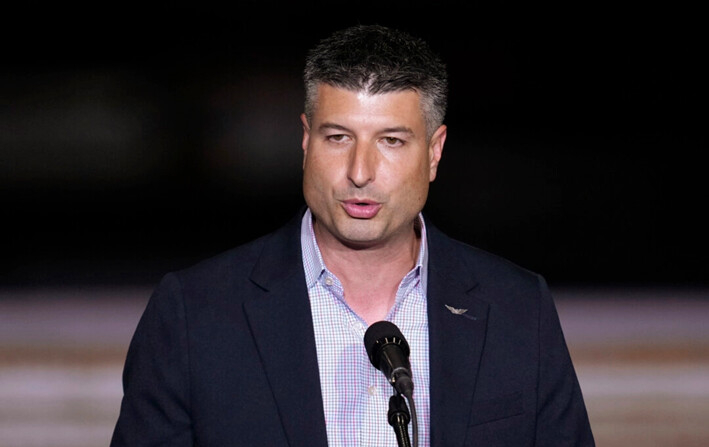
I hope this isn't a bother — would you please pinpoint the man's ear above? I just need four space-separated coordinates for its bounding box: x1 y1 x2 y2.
428 124 446 182
300 113 310 169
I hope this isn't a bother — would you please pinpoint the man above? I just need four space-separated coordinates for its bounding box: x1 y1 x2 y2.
111 24 594 446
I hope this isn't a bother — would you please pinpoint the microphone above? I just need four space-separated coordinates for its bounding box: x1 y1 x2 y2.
364 320 414 398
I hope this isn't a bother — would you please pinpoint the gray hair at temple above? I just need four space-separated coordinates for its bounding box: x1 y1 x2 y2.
303 24 448 139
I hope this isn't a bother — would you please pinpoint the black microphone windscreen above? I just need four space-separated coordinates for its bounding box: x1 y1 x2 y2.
364 320 410 368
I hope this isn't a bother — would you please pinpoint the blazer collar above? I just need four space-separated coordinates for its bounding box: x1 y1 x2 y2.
426 220 490 447
244 208 329 447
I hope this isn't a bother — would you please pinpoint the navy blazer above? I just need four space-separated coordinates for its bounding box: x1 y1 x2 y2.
111 210 594 446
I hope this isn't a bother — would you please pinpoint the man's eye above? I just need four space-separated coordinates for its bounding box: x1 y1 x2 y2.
383 137 403 146
327 134 347 142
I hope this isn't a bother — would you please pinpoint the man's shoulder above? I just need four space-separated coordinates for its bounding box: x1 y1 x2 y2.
181 233 270 277
426 220 543 291
170 210 305 286
430 222 535 269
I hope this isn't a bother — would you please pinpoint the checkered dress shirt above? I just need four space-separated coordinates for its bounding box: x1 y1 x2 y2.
300 208 430 447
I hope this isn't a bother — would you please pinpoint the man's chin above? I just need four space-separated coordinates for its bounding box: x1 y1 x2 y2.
335 228 383 250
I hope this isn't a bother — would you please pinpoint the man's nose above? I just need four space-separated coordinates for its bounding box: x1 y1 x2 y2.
347 142 377 187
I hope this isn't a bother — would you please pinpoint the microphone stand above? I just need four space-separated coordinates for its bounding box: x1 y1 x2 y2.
388 392 415 447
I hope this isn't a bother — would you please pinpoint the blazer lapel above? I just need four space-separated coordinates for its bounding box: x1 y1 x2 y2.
242 212 329 447
427 224 490 447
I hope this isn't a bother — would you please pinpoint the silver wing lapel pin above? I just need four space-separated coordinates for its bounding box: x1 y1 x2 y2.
445 304 468 315
445 304 478 320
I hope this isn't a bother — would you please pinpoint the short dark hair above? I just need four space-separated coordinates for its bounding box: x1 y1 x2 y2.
303 24 448 138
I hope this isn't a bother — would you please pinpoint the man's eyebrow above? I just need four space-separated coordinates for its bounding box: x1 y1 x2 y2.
318 122 351 133
380 126 415 137
317 122 415 136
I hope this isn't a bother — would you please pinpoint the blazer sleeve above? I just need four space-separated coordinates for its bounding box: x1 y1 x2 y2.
535 276 595 446
111 273 193 446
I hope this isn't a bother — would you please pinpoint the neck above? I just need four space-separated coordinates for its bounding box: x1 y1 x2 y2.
314 221 421 324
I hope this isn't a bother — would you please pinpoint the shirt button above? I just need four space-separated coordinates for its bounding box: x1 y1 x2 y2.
368 385 378 396
324 277 333 286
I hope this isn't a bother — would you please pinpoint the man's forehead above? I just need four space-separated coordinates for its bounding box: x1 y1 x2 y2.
313 84 423 117
316 83 421 100
311 85 425 134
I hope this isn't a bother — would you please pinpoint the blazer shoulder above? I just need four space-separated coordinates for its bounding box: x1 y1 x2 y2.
429 223 541 283
425 221 549 316
174 232 270 284
168 210 305 292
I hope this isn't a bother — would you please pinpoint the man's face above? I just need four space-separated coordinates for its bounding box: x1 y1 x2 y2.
301 84 446 250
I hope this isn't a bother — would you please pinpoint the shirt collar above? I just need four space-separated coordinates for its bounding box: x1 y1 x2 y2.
300 208 428 292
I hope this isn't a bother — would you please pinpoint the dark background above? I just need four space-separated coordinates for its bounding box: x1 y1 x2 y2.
2 3 706 288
